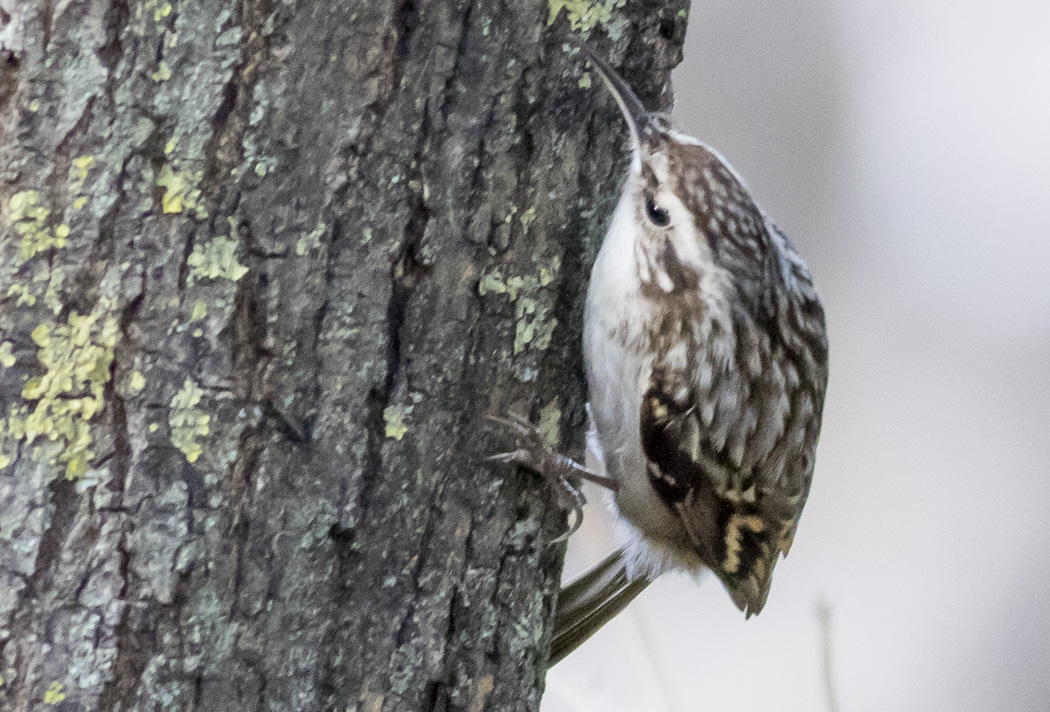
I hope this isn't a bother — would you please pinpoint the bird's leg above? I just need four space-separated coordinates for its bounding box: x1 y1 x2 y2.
485 412 618 540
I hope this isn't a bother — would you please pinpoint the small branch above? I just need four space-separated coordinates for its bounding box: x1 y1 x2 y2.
816 598 841 712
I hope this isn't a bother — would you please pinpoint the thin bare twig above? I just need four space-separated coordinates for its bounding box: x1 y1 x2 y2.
816 599 841 712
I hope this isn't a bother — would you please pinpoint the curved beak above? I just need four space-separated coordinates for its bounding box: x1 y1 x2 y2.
575 40 655 154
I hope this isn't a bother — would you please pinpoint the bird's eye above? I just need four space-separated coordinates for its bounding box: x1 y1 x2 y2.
645 194 670 227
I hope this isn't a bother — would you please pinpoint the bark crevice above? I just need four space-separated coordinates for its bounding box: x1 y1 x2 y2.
0 1 687 708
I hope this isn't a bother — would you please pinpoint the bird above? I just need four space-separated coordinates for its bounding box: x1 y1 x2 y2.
491 40 828 665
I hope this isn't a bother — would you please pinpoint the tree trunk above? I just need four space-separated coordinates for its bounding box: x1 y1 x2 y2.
0 1 684 710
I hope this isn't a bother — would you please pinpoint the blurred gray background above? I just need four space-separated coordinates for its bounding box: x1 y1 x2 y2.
545 1 1050 710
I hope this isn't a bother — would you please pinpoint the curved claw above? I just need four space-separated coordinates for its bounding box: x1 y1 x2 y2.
483 448 532 465
485 413 536 438
484 410 609 543
549 475 586 544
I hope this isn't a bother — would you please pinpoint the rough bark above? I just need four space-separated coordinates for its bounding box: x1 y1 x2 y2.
0 1 685 710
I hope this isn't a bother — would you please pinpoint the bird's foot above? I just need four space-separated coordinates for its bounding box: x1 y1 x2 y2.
485 412 617 541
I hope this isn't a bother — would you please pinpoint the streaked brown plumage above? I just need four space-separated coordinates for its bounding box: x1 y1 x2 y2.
489 42 829 664
563 40 828 657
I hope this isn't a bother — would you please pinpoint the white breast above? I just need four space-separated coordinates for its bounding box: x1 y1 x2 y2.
583 196 685 555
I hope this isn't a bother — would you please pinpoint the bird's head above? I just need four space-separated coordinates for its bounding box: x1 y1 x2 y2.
579 42 775 298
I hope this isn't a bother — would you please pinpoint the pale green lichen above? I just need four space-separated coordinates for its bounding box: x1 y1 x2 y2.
578 72 592 89
8 190 66 263
478 270 508 297
156 164 203 215
479 257 563 355
191 300 208 320
537 401 562 449
44 681 66 705
510 285 558 354
0 341 14 368
295 223 326 256
169 379 211 463
539 265 556 287
383 405 411 441
519 206 538 230
187 236 249 282
547 0 625 31
129 371 146 391
44 266 66 314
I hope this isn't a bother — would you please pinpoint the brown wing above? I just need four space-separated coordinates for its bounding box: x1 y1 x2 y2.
640 302 826 616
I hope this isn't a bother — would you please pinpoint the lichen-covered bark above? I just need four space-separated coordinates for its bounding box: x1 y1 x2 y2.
0 1 685 710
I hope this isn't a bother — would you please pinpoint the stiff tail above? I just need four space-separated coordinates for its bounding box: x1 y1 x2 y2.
549 547 653 665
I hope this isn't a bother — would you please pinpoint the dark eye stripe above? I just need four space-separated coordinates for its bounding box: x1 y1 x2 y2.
645 193 670 227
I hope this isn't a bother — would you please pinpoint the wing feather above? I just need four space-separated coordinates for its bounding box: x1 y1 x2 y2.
640 291 826 614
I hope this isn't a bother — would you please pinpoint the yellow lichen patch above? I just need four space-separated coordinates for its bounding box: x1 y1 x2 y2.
383 404 410 441
7 283 36 307
187 236 249 282
43 267 66 315
73 155 95 183
169 379 210 463
6 268 66 314
7 190 65 263
73 196 88 209
9 311 119 478
547 0 625 31
44 681 66 705
151 60 172 82
0 341 14 368
479 258 563 356
191 300 208 320
129 371 146 391
156 164 202 214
